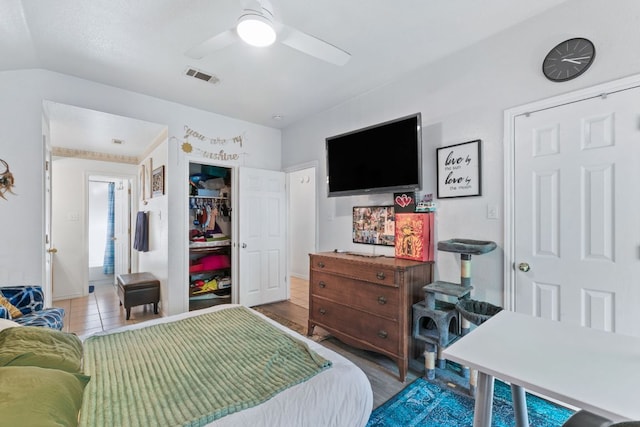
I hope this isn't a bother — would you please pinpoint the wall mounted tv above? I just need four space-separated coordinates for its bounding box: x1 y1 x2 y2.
326 113 422 197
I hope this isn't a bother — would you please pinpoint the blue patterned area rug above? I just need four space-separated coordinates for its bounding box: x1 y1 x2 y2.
367 377 574 427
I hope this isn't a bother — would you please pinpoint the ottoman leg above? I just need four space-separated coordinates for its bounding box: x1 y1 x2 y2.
126 308 131 320
153 302 158 314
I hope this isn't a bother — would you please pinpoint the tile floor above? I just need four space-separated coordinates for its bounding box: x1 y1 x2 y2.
53 277 309 337
54 283 162 338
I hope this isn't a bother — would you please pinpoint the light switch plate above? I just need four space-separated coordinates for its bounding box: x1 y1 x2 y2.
487 205 498 220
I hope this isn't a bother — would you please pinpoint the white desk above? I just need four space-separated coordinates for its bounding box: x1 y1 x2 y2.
442 310 640 427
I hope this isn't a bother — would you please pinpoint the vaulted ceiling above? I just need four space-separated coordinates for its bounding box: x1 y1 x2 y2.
3 0 569 132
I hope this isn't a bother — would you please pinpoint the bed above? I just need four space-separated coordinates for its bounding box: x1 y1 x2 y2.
80 304 373 427
0 304 372 426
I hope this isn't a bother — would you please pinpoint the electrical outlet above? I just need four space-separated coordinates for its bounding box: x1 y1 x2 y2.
487 205 498 220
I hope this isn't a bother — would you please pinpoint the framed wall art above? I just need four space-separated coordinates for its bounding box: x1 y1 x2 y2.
152 165 165 197
436 139 482 198
352 205 395 246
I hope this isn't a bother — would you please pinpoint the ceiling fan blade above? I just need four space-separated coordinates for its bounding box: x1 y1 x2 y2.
185 29 238 59
279 26 350 66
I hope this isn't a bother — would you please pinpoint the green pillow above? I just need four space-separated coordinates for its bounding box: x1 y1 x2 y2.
0 326 83 373
0 366 89 427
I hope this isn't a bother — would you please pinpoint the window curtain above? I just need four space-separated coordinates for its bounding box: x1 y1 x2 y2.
103 182 115 274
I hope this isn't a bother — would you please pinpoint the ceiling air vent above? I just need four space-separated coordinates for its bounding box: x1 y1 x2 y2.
184 67 220 85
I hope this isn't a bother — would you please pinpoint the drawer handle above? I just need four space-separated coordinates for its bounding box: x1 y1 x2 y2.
377 296 387 305
318 262 325 268
319 281 326 288
377 330 388 339
319 308 327 315
376 272 386 280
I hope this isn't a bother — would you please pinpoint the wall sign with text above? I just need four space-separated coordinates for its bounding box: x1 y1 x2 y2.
436 139 482 199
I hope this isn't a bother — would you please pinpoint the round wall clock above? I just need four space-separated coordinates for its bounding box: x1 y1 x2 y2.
542 38 595 82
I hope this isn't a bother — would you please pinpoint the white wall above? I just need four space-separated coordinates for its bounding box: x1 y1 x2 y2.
281 0 640 305
138 141 169 313
288 167 316 279
0 69 281 315
51 157 137 299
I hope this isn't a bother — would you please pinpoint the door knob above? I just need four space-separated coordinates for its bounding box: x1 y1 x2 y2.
47 248 58 254
518 262 530 272
241 243 247 248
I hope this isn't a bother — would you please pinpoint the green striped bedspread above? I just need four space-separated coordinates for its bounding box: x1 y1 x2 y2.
80 306 331 427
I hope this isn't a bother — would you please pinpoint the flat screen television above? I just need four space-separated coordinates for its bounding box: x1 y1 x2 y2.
326 113 422 197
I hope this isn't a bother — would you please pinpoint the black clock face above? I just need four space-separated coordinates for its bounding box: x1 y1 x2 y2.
542 38 595 82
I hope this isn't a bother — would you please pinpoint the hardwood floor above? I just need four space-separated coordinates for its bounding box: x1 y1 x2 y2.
260 276 419 409
54 276 419 409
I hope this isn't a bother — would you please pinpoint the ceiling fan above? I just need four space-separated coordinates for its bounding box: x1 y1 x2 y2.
185 0 351 66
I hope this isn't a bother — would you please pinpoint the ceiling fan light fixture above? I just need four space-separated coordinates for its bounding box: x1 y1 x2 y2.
236 12 276 47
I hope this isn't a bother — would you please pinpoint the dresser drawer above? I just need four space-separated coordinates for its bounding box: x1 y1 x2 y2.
311 297 399 355
310 256 396 287
311 271 399 320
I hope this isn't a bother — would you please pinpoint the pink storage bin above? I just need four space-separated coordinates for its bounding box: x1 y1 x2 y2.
200 254 230 270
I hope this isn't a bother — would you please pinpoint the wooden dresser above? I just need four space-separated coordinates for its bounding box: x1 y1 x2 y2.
308 252 433 381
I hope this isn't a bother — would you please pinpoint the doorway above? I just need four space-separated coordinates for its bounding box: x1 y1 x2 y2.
50 157 138 300
88 176 131 290
44 100 166 300
287 165 318 281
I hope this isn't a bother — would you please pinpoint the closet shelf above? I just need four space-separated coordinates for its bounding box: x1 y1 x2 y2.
190 195 227 200
189 243 231 252
189 288 231 299
189 267 231 276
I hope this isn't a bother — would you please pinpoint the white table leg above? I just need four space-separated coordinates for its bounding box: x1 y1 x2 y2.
474 372 494 427
510 384 529 427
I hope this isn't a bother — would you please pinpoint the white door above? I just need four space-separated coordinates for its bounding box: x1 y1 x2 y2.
43 135 55 307
114 179 131 281
514 87 640 336
238 167 287 306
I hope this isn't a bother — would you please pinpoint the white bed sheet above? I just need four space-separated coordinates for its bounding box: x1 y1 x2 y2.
84 304 373 427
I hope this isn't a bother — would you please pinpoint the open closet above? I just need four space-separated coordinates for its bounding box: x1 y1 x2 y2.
188 162 232 311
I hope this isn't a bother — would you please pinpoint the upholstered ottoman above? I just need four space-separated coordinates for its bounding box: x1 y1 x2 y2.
117 273 160 320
